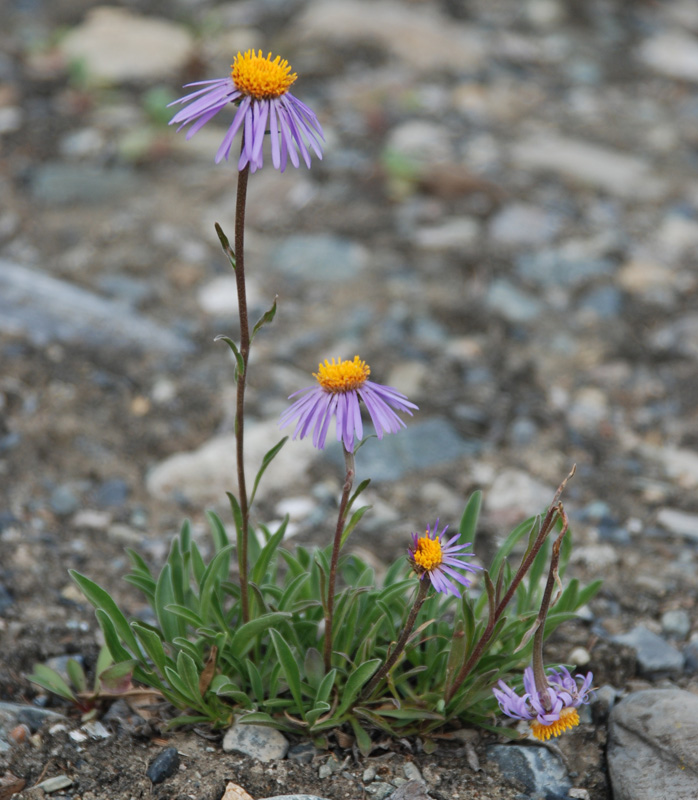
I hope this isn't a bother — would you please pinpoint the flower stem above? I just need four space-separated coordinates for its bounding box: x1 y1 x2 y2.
233 159 251 624
444 468 575 704
361 578 430 699
323 446 355 672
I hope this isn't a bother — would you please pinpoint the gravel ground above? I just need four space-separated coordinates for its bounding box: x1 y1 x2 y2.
1 0 698 798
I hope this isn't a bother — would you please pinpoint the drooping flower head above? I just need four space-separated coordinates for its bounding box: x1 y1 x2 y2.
279 356 417 452
493 665 593 740
407 519 482 597
169 49 324 173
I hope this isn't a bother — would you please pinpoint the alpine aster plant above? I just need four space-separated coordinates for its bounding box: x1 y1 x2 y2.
280 356 418 452
169 49 324 172
407 519 482 596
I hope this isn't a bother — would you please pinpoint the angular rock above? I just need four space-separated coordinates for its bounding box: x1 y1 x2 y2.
0 260 193 356
510 136 669 199
608 689 698 800
613 626 684 676
60 7 194 85
486 744 571 797
222 722 289 762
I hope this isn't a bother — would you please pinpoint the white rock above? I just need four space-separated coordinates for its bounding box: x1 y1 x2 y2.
146 420 318 505
510 135 669 200
638 31 698 83
294 0 486 72
198 276 262 317
656 508 698 540
60 7 194 85
654 215 698 260
641 445 698 489
222 721 289 761
413 217 480 251
386 120 454 165
485 469 554 519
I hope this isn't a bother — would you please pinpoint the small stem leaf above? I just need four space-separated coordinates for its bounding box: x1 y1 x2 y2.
215 222 236 269
214 335 245 378
249 437 288 508
345 479 371 516
459 490 482 542
340 505 372 547
251 295 278 340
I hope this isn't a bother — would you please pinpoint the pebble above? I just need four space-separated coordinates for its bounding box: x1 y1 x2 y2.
287 742 318 765
222 783 255 800
270 234 367 282
59 7 194 85
94 478 130 509
365 782 394 799
486 744 571 798
413 217 479 251
638 31 698 83
258 796 331 800
36 775 73 793
608 689 698 800
660 609 692 639
656 508 698 540
488 203 560 247
0 260 193 356
146 746 180 785
49 485 80 517
485 469 554 520
485 279 544 323
222 722 289 762
30 164 138 205
612 626 685 676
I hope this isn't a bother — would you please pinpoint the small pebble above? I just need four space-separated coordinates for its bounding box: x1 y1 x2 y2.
37 775 73 793
146 746 180 785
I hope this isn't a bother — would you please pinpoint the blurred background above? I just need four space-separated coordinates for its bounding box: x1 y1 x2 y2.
1 0 698 652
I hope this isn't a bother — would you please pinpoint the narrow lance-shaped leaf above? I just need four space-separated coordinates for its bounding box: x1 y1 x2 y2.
340 505 372 548
249 437 288 508
215 222 236 270
251 295 278 340
214 335 245 379
459 490 482 542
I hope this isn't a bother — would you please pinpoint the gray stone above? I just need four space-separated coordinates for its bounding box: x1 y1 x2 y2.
326 418 480 482
510 136 669 199
608 689 698 800
661 609 692 639
486 744 571 797
388 780 431 800
270 234 367 282
656 508 698 540
94 478 130 509
222 721 289 762
259 797 331 800
146 746 179 785
517 250 615 287
366 783 394 800
0 260 194 356
37 775 73 793
59 7 193 85
485 279 544 323
649 314 698 360
577 286 623 318
613 626 684 676
489 203 560 247
30 163 138 205
413 217 479 251
49 485 80 517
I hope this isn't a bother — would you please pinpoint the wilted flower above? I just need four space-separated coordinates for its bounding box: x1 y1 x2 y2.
280 356 417 452
169 49 324 173
493 665 593 740
407 519 481 597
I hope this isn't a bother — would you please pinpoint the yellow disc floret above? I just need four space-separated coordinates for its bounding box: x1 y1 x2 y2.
530 707 580 741
231 50 297 99
413 533 443 572
314 357 370 393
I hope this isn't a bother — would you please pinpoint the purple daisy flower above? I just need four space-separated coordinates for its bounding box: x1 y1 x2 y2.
407 519 482 597
168 49 324 173
493 665 593 740
279 356 417 453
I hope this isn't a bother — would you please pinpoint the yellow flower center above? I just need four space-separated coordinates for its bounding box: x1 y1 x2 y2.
314 357 370 393
413 533 443 572
231 50 297 99
530 706 580 741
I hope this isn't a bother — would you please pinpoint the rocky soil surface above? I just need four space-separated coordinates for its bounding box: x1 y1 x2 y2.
2 0 698 798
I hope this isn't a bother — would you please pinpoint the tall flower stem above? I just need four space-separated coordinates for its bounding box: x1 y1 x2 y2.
444 468 575 704
323 446 355 672
233 159 251 624
531 506 569 706
361 578 430 699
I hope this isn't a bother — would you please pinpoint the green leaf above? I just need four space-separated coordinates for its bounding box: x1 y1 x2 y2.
98 660 137 692
154 564 183 643
237 712 296 733
28 665 76 702
246 659 265 704
70 571 141 655
304 647 325 690
165 604 205 629
271 630 306 719
230 612 292 657
251 516 287 584
132 622 169 676
177 650 203 701
577 578 603 607
215 335 245 378
345 479 371 516
199 544 235 623
66 658 87 693
251 295 278 340
340 505 372 547
348 715 373 756
215 222 236 269
459 490 482 541
337 660 381 716
249 437 288 507
315 669 337 706
95 609 136 664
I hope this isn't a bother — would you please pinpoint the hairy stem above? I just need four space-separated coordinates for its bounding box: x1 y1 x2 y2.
323 446 355 672
234 160 251 624
361 578 430 699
